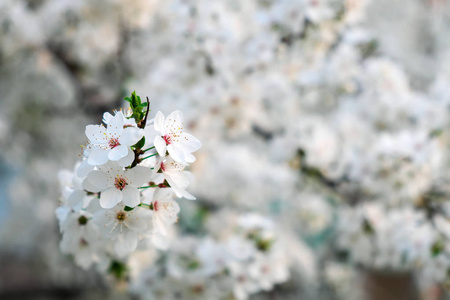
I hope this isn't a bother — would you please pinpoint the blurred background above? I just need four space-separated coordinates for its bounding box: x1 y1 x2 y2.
2 0 450 299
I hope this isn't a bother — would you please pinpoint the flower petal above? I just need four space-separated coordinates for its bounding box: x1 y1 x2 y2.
106 111 124 137
102 112 113 125
122 186 140 208
154 111 165 134
117 148 134 167
85 125 108 144
151 232 170 250
143 126 158 149
68 190 85 207
177 133 201 153
127 166 153 186
164 110 183 132
88 147 109 166
184 153 196 163
100 188 123 209
84 170 110 192
119 127 144 146
154 135 167 157
108 145 128 161
126 211 148 231
167 144 185 163
165 168 189 188
77 159 95 177
114 231 137 258
165 176 195 200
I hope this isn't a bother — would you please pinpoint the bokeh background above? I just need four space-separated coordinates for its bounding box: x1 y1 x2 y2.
2 0 450 299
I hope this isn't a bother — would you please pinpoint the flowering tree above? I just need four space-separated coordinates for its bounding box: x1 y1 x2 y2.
2 0 450 299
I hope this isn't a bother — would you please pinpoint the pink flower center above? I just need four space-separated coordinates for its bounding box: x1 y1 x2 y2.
160 162 165 172
114 177 127 190
163 135 172 145
153 201 159 211
109 138 120 149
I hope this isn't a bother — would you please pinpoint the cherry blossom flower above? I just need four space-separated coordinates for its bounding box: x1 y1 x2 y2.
149 188 180 236
93 203 149 258
145 111 201 164
58 164 95 210
60 211 102 269
155 156 195 200
83 162 153 208
85 111 144 166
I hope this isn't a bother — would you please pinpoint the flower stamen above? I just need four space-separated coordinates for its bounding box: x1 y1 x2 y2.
114 177 128 190
163 135 172 145
109 138 120 149
116 211 127 222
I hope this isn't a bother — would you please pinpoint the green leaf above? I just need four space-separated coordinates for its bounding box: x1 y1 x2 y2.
429 129 443 138
256 238 273 252
187 260 200 270
108 261 128 279
135 136 145 149
362 218 375 235
432 241 444 257
125 91 146 124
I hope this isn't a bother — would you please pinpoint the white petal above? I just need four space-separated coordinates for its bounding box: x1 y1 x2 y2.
154 111 165 134
153 216 168 236
141 188 156 204
153 187 174 201
68 190 85 207
77 159 95 177
100 188 123 209
102 112 113 124
117 148 135 167
166 176 195 200
159 200 180 224
164 110 183 132
165 169 189 188
126 211 148 231
114 231 137 258
75 249 95 270
83 170 111 193
154 135 167 156
143 126 158 149
88 147 109 166
122 186 140 208
93 209 109 231
151 233 170 250
107 111 124 137
55 207 70 227
127 166 153 186
167 144 185 163
119 127 144 146
108 145 128 161
184 153 196 163
177 133 201 153
150 172 165 184
85 125 108 144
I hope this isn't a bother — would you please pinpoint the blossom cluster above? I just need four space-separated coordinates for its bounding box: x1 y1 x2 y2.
129 212 291 300
3 0 450 298
56 92 201 272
